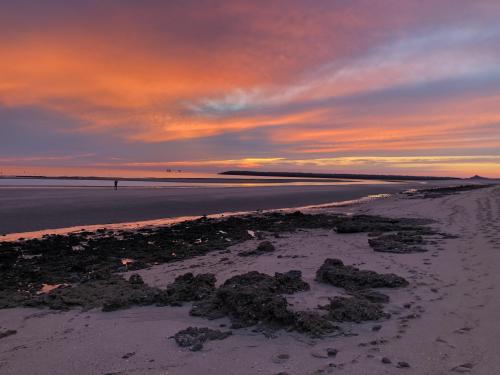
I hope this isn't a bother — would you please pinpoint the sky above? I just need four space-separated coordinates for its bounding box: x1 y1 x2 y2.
1 0 499 178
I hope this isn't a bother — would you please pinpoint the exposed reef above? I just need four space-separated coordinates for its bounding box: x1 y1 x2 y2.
316 258 409 291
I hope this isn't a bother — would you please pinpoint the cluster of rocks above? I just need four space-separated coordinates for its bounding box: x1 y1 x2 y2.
8 256 411 352
333 215 433 234
0 211 343 308
20 272 217 312
159 272 216 306
368 232 428 253
316 258 408 291
406 184 492 199
190 270 313 329
29 274 161 311
161 269 345 348
177 259 408 341
320 296 387 323
315 258 409 323
0 211 432 306
0 212 417 357
331 214 438 254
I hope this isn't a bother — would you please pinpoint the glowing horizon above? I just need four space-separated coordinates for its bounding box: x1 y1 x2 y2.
1 1 499 178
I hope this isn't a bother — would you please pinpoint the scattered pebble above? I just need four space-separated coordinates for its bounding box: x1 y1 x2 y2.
122 352 135 359
326 348 338 357
311 350 329 359
272 353 290 364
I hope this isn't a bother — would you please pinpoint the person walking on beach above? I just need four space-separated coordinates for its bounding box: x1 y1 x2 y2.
114 180 118 190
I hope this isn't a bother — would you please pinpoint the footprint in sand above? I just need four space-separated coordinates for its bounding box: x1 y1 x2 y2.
451 362 475 373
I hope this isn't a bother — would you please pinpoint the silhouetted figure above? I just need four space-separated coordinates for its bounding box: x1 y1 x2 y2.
114 180 118 190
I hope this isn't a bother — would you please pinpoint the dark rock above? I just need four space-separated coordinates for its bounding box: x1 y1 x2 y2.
351 290 390 303
334 215 432 234
369 232 427 254
220 270 309 295
293 311 338 337
0 248 18 271
160 273 216 306
316 259 408 291
320 296 386 323
382 357 391 364
30 275 162 311
192 286 294 328
128 274 144 284
326 348 338 357
191 270 309 329
397 361 410 368
173 327 232 351
122 352 135 359
274 270 310 294
238 241 275 256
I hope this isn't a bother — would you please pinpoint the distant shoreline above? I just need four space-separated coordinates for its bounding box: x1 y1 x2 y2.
220 170 461 181
0 171 462 184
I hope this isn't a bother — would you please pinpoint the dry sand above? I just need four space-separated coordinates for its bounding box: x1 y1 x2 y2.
1 184 499 374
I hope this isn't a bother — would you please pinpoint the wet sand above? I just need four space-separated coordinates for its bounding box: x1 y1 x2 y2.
0 182 425 234
0 183 499 374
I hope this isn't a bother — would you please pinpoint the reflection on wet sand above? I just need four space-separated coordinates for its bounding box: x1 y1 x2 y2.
0 193 393 242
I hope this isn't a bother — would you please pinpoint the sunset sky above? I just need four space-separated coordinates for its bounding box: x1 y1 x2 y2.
1 0 499 178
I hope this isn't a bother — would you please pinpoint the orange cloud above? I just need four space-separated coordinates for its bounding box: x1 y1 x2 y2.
1 1 500 177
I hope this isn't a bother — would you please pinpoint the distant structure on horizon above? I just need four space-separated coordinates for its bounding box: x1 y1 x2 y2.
220 170 460 181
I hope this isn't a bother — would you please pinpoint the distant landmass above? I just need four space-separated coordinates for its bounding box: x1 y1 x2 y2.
468 175 491 180
220 170 460 181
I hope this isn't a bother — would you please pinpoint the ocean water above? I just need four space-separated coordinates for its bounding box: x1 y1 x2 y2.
0 177 395 188
0 193 392 242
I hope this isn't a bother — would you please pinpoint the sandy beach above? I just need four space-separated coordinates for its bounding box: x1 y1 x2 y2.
0 183 499 375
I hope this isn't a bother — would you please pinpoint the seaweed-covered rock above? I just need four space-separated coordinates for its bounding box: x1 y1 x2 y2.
238 241 275 256
368 232 427 253
0 248 18 271
221 270 309 295
128 274 144 284
191 286 294 328
293 311 338 337
275 270 311 294
0 211 437 310
173 326 232 351
27 275 162 311
334 215 432 234
316 259 408 291
351 289 390 303
321 296 387 323
160 273 216 306
409 184 491 199
191 270 309 328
